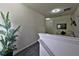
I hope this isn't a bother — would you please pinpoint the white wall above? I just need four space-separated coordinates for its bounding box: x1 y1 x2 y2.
45 18 54 34
0 3 45 54
46 15 72 36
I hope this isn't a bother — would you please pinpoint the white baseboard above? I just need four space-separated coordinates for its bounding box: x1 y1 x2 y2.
13 40 37 55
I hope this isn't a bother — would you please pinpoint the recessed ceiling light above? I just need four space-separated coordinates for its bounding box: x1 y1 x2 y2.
51 8 61 13
46 18 51 20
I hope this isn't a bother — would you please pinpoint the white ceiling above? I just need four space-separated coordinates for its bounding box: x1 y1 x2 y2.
23 3 79 17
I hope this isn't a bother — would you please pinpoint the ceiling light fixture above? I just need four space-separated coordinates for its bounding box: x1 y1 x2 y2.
46 18 51 20
51 8 61 13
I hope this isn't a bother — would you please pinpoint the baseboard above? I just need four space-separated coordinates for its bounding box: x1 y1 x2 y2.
13 40 37 55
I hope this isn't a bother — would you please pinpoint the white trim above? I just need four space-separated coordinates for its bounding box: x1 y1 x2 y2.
13 40 37 55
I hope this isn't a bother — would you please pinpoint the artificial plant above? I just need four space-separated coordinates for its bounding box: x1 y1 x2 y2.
0 12 20 56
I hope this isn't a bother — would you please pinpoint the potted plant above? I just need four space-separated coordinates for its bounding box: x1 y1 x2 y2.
0 12 20 56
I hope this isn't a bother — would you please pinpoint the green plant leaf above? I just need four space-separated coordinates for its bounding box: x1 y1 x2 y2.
8 29 15 37
8 35 18 42
0 30 6 35
6 12 9 22
8 42 13 48
0 12 5 20
0 12 8 28
10 35 18 41
5 39 7 46
13 26 21 35
8 22 11 29
0 24 6 29
0 12 7 26
0 36 5 46
4 22 11 30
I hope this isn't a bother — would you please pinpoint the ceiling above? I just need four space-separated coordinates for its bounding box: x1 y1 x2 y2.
23 3 79 17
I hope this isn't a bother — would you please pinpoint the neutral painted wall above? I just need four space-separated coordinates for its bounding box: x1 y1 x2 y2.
0 3 45 54
46 15 72 36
